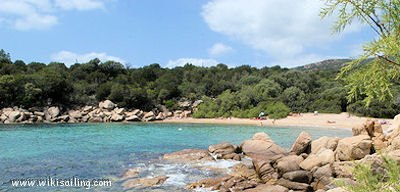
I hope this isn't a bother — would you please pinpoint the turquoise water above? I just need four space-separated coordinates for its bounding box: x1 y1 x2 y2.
0 123 351 191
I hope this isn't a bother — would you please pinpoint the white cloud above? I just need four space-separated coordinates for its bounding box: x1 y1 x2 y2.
51 51 126 66
166 58 220 68
208 43 234 57
54 0 105 10
202 0 363 66
0 0 109 30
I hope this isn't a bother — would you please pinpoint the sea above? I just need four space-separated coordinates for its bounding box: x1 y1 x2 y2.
0 123 351 191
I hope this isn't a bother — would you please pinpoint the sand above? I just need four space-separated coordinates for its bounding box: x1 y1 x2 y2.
162 112 392 130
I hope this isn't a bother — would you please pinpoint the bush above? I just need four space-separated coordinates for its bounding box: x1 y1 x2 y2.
341 156 400 192
266 102 290 119
347 100 400 118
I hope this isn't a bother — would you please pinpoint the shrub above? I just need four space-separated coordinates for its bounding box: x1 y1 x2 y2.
341 156 400 192
266 102 290 119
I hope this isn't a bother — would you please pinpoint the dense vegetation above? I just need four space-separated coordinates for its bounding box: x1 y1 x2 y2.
1 49 399 118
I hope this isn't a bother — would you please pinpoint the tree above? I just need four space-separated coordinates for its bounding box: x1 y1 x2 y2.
321 0 400 105
281 86 308 112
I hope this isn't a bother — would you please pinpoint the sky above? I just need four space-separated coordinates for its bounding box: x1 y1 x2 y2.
0 0 375 68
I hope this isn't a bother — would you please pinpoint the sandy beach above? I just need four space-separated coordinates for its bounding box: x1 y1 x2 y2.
162 112 393 130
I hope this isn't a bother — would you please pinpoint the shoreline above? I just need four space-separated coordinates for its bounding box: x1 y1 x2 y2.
162 113 392 130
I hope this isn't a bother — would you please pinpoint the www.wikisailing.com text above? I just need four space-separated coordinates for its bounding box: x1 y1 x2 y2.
10 176 112 189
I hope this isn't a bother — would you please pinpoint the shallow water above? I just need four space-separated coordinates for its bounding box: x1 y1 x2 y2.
0 123 351 191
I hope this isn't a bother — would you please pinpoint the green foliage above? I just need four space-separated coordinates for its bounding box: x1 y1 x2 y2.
321 0 400 105
1 48 400 118
281 86 307 112
342 156 400 192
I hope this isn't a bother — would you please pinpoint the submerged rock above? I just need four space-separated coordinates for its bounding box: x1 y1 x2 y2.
122 176 168 189
163 149 212 163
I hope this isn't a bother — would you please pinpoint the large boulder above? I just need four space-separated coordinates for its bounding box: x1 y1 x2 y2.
332 161 355 178
282 170 312 184
290 131 312 155
335 135 372 161
274 155 304 174
68 110 82 119
208 142 240 160
387 150 400 164
252 157 279 182
230 163 259 181
111 114 124 122
7 111 21 122
311 136 340 154
276 178 311 191
241 132 287 159
125 115 140 121
313 164 333 179
45 106 60 120
99 100 116 110
244 184 289 192
143 111 156 122
300 149 334 170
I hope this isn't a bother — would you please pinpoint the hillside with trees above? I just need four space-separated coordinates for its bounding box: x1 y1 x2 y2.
0 49 399 119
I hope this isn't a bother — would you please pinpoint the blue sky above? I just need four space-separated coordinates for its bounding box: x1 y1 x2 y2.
0 0 374 68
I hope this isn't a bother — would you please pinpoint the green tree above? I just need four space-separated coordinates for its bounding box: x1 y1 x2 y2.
281 86 307 112
321 0 400 105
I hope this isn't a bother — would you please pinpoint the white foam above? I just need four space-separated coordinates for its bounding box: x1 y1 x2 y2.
199 159 240 169
164 173 187 186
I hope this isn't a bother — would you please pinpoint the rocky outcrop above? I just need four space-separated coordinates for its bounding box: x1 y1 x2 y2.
300 149 334 170
208 142 241 160
291 131 312 155
241 132 287 159
0 100 191 124
335 135 372 161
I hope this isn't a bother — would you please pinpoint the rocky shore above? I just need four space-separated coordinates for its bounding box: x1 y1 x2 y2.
0 100 192 124
121 117 400 191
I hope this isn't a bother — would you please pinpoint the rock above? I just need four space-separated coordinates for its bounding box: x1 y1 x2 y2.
282 170 312 184
230 163 259 181
155 112 165 120
122 176 168 189
300 149 334 170
143 111 156 121
7 111 21 122
332 161 355 178
181 110 192 118
290 131 312 155
241 132 287 159
68 110 82 119
125 115 140 121
187 176 231 189
359 154 385 175
311 136 340 154
275 155 304 174
82 106 93 112
352 124 369 136
111 114 124 122
33 111 45 116
46 107 60 119
252 157 278 182
244 184 289 192
230 180 258 191
335 135 372 161
208 143 236 157
56 115 69 122
89 116 103 122
326 187 348 192
192 100 203 108
122 168 140 179
99 100 116 110
388 136 400 151
313 164 333 179
163 149 212 163
113 107 125 115
387 150 400 164
178 101 191 109
276 178 311 191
